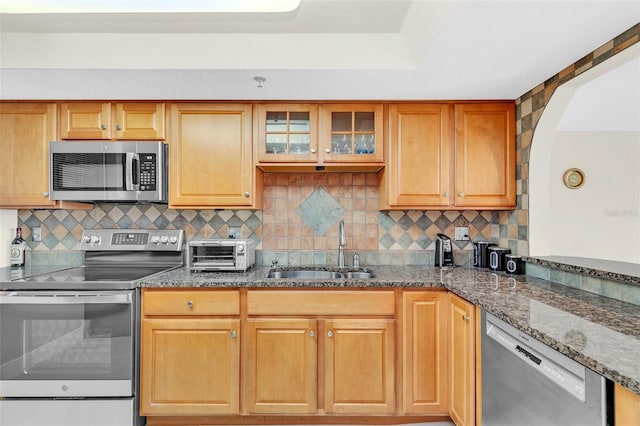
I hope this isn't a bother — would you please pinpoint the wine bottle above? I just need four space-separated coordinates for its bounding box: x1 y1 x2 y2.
10 227 26 267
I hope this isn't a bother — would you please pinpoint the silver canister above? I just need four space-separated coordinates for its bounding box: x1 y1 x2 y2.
488 247 511 271
505 254 525 275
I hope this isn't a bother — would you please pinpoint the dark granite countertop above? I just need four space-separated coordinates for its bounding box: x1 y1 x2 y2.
141 264 640 395
524 256 640 286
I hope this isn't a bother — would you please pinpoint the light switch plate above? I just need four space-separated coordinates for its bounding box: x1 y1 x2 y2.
32 226 41 242
454 226 470 241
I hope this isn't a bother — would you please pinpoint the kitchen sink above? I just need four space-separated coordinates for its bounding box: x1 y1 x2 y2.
265 269 375 279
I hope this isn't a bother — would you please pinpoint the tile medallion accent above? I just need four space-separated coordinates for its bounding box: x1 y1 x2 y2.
296 187 345 236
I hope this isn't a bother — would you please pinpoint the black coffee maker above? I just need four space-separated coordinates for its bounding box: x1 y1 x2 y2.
435 233 454 267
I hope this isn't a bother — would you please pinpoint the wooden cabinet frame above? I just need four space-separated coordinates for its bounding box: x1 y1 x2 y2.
140 288 476 426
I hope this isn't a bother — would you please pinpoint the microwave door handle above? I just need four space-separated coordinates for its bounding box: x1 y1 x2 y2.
0 293 133 305
125 153 140 191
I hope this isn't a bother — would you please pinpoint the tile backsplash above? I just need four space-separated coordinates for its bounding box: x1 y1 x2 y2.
18 172 502 266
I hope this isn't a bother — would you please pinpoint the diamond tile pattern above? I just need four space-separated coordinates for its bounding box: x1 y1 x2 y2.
296 187 345 236
19 173 494 258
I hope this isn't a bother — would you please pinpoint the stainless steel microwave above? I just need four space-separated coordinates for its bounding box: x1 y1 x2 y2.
49 141 168 203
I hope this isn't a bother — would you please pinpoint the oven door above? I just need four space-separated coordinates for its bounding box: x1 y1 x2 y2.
0 290 135 398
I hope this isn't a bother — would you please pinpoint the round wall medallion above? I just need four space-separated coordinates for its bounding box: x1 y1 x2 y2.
563 168 585 189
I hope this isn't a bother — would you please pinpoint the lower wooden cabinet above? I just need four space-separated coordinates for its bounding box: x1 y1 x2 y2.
245 319 318 414
140 290 241 416
402 291 448 414
449 293 476 426
616 383 640 426
140 288 473 423
325 318 395 414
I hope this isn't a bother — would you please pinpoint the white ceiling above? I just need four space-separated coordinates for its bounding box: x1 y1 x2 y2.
1 0 639 100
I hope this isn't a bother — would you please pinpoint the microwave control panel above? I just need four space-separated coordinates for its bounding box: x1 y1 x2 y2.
139 154 156 191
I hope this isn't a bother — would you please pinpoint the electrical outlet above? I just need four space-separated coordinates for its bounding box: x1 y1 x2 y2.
32 226 41 242
228 226 242 239
454 226 470 241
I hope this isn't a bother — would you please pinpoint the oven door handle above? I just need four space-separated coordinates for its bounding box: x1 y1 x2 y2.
0 292 133 305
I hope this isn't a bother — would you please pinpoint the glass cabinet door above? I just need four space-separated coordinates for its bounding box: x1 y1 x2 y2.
322 104 384 163
257 104 318 163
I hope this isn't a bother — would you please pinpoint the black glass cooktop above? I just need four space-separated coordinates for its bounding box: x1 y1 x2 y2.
3 265 176 290
24 266 171 282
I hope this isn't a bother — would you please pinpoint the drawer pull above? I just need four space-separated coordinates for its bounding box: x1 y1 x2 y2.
309 330 315 337
327 330 333 338
186 300 194 308
230 330 237 338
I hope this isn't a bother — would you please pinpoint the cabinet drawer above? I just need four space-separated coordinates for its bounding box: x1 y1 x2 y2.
247 290 395 316
143 290 240 316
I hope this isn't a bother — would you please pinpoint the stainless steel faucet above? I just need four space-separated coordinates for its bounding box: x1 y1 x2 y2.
338 220 346 267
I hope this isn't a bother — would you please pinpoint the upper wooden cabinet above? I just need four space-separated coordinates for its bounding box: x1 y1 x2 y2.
454 103 515 208
168 103 262 209
256 103 384 171
381 102 515 210
0 103 58 208
0 103 86 209
384 103 452 208
59 102 165 140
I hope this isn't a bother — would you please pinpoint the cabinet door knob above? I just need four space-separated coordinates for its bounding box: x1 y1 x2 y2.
116 124 122 131
42 192 49 197
186 300 194 308
309 330 315 337
327 330 333 338
442 191 448 197
243 191 250 198
462 315 470 322
325 148 331 153
100 124 107 130
230 330 237 338
458 192 465 197
310 148 316 153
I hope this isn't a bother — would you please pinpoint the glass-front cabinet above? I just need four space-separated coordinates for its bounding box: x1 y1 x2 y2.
256 103 384 168
322 103 383 163
256 104 318 163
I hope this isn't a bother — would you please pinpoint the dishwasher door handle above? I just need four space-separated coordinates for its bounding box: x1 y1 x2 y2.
516 344 542 365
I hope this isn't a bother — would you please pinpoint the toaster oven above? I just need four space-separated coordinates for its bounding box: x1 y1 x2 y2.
187 239 255 271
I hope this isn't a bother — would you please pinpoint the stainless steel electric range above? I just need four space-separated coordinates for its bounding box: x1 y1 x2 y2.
0 229 184 426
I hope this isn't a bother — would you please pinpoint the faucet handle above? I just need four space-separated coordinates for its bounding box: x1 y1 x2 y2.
353 252 360 268
271 259 279 268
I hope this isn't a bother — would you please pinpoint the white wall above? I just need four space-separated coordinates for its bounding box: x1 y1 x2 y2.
549 132 640 262
0 210 18 267
530 44 640 263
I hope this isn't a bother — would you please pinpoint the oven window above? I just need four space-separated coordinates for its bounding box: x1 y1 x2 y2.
0 293 133 382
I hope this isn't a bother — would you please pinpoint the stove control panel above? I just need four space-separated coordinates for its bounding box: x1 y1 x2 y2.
80 229 184 251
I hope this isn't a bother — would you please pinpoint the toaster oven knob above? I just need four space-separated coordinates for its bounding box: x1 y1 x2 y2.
237 244 245 253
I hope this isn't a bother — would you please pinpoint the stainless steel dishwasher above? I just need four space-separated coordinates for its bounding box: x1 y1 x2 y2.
481 311 611 426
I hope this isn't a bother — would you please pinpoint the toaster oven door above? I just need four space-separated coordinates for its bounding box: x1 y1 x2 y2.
189 244 237 270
